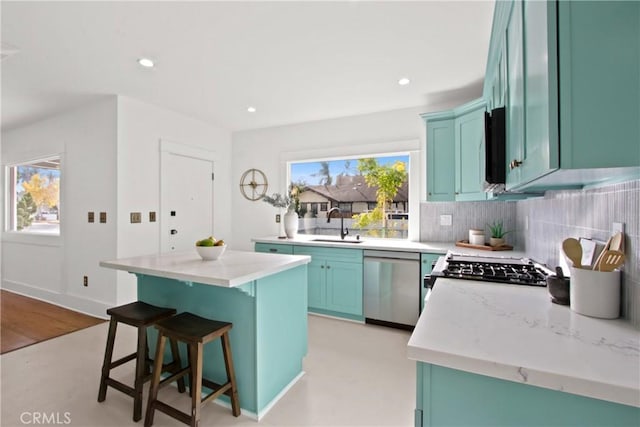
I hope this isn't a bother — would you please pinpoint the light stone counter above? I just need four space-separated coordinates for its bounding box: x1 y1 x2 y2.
100 249 310 287
407 278 640 407
253 235 528 258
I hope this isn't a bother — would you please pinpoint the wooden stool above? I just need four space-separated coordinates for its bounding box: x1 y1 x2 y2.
144 312 240 427
98 301 185 422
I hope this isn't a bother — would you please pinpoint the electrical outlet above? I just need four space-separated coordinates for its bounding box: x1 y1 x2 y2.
99 212 107 223
88 212 95 223
83 276 88 287
276 214 281 223
612 222 624 234
130 212 142 223
149 211 156 222
440 214 452 226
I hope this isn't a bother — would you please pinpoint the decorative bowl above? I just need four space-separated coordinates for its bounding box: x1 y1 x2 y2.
195 245 226 260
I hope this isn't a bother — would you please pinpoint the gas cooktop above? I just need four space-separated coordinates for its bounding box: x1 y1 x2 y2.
430 254 550 287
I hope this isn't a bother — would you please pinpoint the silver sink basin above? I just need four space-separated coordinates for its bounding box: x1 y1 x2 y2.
311 238 363 244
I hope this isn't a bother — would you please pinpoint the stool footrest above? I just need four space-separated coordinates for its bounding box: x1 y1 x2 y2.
152 400 191 425
110 352 137 369
158 367 190 390
105 378 135 398
201 379 232 405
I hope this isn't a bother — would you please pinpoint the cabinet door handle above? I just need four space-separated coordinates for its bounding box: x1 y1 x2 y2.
321 265 325 269
509 159 523 170
269 248 277 252
326 265 331 269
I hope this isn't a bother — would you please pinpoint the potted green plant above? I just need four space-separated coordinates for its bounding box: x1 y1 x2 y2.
487 220 510 247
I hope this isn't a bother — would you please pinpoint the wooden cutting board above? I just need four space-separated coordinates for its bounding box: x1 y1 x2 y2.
455 240 513 251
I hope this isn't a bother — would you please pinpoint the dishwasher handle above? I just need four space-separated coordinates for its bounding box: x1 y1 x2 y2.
364 256 419 266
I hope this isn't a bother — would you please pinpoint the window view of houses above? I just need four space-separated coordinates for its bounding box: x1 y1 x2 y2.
290 155 409 239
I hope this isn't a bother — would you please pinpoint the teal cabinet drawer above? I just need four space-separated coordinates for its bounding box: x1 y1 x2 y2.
293 246 363 263
254 243 294 254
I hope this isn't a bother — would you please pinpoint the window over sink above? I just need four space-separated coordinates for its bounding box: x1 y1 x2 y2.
289 154 410 239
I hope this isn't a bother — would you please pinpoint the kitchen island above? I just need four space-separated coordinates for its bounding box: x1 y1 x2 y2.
408 278 640 426
100 249 310 419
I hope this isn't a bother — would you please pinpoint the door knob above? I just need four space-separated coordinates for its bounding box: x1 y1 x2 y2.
170 229 178 235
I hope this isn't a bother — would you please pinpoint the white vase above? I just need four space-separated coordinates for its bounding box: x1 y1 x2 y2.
284 210 299 238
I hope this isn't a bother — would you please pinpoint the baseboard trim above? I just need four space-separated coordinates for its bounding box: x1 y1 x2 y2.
1 280 110 319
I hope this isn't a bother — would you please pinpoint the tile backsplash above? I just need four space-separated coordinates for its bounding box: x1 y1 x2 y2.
420 179 640 327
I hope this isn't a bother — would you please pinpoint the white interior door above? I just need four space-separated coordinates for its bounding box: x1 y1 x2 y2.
161 148 214 253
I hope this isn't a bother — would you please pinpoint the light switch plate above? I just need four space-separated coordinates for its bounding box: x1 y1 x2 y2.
130 212 142 223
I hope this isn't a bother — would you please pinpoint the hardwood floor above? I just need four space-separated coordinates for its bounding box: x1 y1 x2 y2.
0 290 105 354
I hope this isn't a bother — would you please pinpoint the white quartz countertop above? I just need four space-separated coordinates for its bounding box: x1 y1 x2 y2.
407 278 640 407
253 235 527 257
100 249 310 287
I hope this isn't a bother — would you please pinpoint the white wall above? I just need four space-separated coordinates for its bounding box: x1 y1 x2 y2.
1 96 233 315
1 98 119 316
115 97 233 303
231 105 435 250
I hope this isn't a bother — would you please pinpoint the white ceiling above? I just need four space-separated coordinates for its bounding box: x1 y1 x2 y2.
1 1 494 132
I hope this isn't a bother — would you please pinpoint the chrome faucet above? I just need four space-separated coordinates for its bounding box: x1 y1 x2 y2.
327 207 349 240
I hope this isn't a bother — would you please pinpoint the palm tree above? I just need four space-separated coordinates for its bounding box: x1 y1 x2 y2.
313 161 332 185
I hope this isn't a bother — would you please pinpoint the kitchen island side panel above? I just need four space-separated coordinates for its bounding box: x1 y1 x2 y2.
137 266 308 417
255 264 308 410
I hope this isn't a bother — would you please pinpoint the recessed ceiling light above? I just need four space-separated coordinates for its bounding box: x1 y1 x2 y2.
137 58 155 68
247 106 257 113
398 77 411 86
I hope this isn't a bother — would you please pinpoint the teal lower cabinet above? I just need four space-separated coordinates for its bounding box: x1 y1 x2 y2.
415 362 640 427
420 253 440 311
294 246 363 321
254 242 294 254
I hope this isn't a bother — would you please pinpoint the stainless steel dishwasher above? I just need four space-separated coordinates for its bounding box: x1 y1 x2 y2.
363 250 420 330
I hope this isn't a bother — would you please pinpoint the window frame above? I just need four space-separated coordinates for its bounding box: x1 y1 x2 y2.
4 154 63 243
282 142 420 240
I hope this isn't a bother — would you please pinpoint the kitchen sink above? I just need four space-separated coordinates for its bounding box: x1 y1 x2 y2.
311 238 364 244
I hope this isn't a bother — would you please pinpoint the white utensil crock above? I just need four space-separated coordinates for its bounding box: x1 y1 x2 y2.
570 267 620 319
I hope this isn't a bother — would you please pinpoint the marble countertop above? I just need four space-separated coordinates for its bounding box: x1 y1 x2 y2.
407 278 640 407
100 249 310 287
253 235 527 257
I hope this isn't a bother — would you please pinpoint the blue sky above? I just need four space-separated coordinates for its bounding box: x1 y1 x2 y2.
290 155 409 185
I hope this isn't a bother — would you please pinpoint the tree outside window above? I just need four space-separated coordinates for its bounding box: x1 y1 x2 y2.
7 157 61 234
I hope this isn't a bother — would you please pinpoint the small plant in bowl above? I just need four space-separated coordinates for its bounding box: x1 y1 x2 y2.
487 221 510 247
195 236 226 260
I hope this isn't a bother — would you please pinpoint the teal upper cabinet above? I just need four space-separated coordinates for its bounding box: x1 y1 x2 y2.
485 0 640 191
454 100 488 201
423 99 487 202
424 112 455 201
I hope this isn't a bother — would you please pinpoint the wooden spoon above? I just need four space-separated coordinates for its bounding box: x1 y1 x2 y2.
609 232 623 253
598 250 625 272
562 238 583 269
